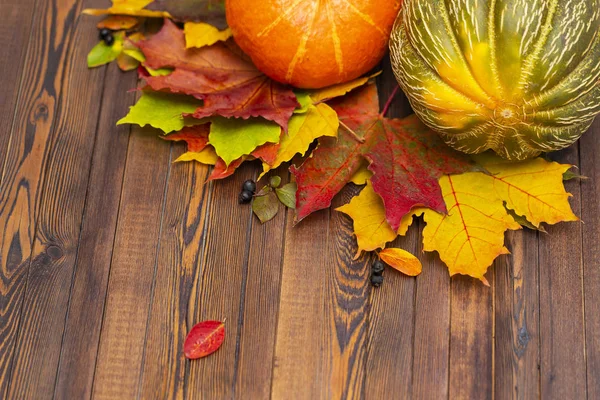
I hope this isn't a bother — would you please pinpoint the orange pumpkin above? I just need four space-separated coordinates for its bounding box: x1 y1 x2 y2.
226 0 403 89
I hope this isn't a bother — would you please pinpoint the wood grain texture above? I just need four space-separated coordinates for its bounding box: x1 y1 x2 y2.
539 145 587 399
2 1 600 397
493 230 540 400
411 243 451 399
580 117 600 400
234 172 288 399
53 62 136 400
91 125 172 400
185 163 255 399
0 0 98 397
138 145 211 400
449 276 494 400
323 184 370 400
270 207 330 399
0 0 37 169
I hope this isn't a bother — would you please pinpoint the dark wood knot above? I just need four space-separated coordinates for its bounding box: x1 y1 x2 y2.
46 245 64 260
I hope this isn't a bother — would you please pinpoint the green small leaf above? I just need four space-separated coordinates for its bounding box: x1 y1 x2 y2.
276 182 297 209
252 187 279 223
147 67 174 76
87 33 124 68
209 117 281 166
269 176 282 188
122 47 146 62
505 207 547 233
117 91 204 133
294 92 312 114
563 169 587 181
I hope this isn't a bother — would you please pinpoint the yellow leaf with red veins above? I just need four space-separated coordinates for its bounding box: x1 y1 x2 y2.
260 102 338 178
420 173 522 282
340 156 578 283
337 181 396 259
336 181 425 259
184 22 232 49
475 154 579 227
379 248 422 277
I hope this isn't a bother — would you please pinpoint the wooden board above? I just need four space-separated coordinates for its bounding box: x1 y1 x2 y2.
0 1 599 399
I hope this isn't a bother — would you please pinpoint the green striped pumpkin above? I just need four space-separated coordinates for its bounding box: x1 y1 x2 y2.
390 0 600 160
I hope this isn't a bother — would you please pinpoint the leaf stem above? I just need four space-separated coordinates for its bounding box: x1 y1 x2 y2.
339 120 365 143
381 86 400 117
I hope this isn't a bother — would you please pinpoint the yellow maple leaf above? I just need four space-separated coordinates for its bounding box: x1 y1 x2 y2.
184 22 232 49
336 182 424 259
260 102 338 178
340 157 578 283
84 0 169 18
309 72 382 104
420 173 522 282
476 154 579 227
175 147 219 165
379 248 422 277
349 163 373 185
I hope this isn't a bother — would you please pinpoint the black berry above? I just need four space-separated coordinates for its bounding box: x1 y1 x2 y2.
99 28 111 40
371 275 384 287
242 180 256 194
103 33 115 46
372 260 385 275
239 190 253 204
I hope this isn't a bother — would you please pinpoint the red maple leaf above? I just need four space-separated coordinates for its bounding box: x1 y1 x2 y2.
162 124 209 152
138 19 299 130
292 84 476 229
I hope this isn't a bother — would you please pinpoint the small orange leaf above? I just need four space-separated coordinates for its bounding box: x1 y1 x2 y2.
184 320 225 360
379 248 422 277
97 16 139 30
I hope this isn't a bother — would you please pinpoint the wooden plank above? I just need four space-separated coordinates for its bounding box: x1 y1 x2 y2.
185 164 256 398
411 243 451 399
137 146 212 400
234 172 289 398
0 0 37 169
322 184 371 399
579 118 600 399
493 230 540 400
538 146 586 399
448 276 493 399
270 206 330 399
91 126 172 399
0 0 103 397
52 62 137 400
364 69 418 399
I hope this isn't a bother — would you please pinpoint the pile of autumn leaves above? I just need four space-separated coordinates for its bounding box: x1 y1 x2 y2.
86 10 579 283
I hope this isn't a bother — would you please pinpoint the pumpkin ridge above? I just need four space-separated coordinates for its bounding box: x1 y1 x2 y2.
439 0 499 106
516 0 559 96
341 0 386 36
526 32 600 106
487 0 505 98
285 2 321 82
324 0 344 76
397 23 491 111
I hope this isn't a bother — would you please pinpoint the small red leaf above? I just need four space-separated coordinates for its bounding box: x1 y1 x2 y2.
184 320 225 360
162 125 210 153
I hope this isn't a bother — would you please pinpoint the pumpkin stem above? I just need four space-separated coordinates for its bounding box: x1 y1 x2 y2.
381 86 400 117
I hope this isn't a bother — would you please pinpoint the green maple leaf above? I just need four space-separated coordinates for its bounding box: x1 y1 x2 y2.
209 117 281 166
118 90 203 133
87 32 124 68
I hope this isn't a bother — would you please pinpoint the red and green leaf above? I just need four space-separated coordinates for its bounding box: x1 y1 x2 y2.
138 20 299 130
292 84 475 228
